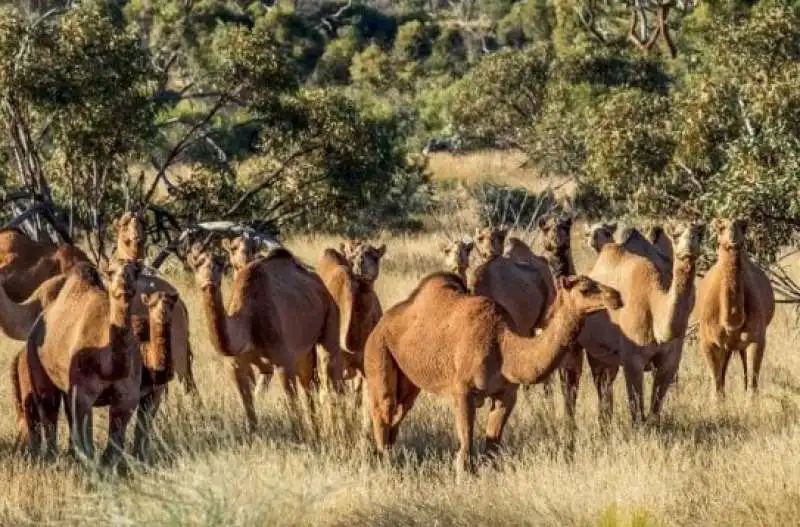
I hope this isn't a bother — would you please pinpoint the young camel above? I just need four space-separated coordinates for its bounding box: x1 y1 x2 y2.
188 245 343 429
24 260 143 463
697 218 774 396
579 222 705 423
365 272 621 477
110 213 196 395
317 240 385 377
0 228 88 303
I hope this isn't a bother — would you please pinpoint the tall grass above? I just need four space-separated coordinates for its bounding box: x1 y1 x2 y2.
0 226 798 526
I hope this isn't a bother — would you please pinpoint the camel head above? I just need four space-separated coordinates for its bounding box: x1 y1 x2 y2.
664 220 706 260
440 237 473 276
341 240 386 283
711 218 747 253
140 289 179 372
558 275 622 314
585 222 617 253
539 216 573 253
106 260 143 303
113 212 145 260
474 226 507 260
187 244 225 290
222 236 258 272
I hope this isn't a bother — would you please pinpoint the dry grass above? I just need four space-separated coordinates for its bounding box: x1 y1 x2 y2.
427 150 575 198
1 225 799 526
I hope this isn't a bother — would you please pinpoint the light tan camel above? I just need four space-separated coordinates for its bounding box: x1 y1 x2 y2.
473 226 507 262
110 212 196 394
697 218 774 396
188 245 343 429
440 238 473 282
0 228 88 302
365 272 621 477
317 241 385 377
578 221 705 423
24 260 144 463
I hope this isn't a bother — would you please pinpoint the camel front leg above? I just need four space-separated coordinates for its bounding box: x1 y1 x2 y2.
746 338 766 395
134 387 164 462
37 392 61 459
68 388 95 461
622 354 646 425
700 340 730 400
230 359 257 431
559 345 583 422
452 391 476 481
588 354 617 426
649 345 681 421
483 387 518 458
102 403 136 469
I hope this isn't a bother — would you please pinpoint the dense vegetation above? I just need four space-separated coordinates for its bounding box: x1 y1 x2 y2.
1 0 798 261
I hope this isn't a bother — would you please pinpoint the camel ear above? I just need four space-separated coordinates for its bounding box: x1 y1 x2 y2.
141 292 156 307
376 244 386 258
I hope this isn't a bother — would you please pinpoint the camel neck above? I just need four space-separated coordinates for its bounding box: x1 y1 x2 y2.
718 247 745 331
201 283 240 356
652 255 696 342
500 300 582 384
547 245 574 279
145 314 172 374
106 295 134 379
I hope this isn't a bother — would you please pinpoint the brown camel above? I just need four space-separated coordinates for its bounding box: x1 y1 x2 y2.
440 238 473 281
110 212 196 394
365 272 621 477
697 218 774 396
24 260 144 463
578 221 705 423
187 245 343 429
317 241 385 377
0 228 88 302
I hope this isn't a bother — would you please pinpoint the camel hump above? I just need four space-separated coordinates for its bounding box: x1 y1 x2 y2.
261 247 294 262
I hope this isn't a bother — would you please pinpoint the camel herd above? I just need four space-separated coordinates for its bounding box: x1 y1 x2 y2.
0 212 776 477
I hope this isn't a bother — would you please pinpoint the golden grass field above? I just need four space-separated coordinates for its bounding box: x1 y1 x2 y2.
1 222 799 526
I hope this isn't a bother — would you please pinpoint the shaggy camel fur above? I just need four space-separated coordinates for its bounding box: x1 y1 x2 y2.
24 261 143 462
579 222 705 423
317 241 385 376
0 228 87 302
188 245 343 429
440 238 473 282
111 213 196 394
365 272 621 477
697 219 774 396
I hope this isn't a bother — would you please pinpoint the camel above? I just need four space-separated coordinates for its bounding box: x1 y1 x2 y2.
317 241 385 377
578 221 705 423
110 213 196 394
187 244 343 429
697 218 774 396
23 260 144 463
130 288 179 460
0 228 88 302
364 272 621 477
473 226 507 262
440 238 473 282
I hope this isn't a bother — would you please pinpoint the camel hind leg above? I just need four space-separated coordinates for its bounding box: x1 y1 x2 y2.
746 337 766 395
229 358 257 431
452 390 476 481
559 345 584 422
171 300 197 396
316 302 345 391
483 387 518 457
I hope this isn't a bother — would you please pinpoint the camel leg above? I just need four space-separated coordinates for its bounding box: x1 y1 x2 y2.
134 387 164 463
319 304 344 391
559 345 583 422
452 391 476 480
37 393 61 459
68 389 95 461
622 357 645 425
230 360 257 431
747 338 766 395
738 349 748 393
483 387 518 458
649 348 681 421
701 341 729 400
388 373 421 446
588 356 617 426
102 403 136 469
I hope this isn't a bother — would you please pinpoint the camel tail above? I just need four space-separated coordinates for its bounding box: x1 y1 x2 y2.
180 338 199 395
365 331 400 427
